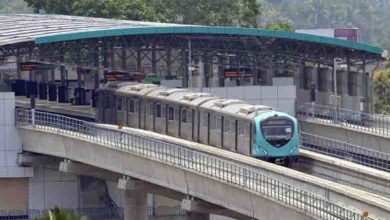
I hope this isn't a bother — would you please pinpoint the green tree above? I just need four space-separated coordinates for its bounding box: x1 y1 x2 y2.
32 207 88 220
264 20 294 32
0 0 32 13
23 0 292 30
373 59 390 114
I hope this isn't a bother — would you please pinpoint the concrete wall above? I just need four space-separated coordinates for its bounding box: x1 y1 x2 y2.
0 92 33 178
300 119 390 154
28 167 79 210
0 92 81 212
190 85 296 115
0 178 28 211
0 92 33 211
0 92 116 214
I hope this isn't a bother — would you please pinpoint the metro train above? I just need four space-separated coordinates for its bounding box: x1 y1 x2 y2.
96 82 300 165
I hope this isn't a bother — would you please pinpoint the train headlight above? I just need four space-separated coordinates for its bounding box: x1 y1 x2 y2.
289 146 298 154
258 146 268 155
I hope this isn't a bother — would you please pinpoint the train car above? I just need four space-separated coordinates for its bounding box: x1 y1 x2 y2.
97 82 300 165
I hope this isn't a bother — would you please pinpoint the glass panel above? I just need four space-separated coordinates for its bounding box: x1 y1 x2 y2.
203 112 208 127
224 119 230 132
260 118 294 148
181 109 187 123
105 97 110 109
129 99 135 112
149 103 154 116
116 98 122 111
168 107 174 121
156 104 161 118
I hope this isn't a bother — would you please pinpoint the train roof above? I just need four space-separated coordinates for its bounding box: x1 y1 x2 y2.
100 82 277 119
146 87 219 106
199 98 275 119
121 84 163 96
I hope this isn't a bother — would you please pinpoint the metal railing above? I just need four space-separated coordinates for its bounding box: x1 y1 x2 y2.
296 102 390 136
0 206 186 220
300 132 390 172
15 109 368 220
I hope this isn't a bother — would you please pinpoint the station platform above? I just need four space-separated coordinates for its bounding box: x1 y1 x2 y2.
15 96 95 121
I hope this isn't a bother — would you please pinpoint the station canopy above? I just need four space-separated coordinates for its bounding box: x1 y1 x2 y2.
0 14 385 66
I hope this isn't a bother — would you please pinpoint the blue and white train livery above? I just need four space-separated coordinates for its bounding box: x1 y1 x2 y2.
97 82 300 165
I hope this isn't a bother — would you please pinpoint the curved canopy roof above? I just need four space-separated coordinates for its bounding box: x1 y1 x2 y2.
0 14 385 58
0 14 181 47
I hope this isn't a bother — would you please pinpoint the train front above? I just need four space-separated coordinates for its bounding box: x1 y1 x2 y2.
252 111 299 165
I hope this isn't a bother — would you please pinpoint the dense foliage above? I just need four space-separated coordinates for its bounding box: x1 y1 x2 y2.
373 61 390 114
0 0 32 13
265 0 390 49
32 207 87 220
23 0 262 28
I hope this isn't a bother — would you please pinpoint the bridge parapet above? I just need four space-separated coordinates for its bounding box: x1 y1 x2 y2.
296 102 390 136
15 109 384 220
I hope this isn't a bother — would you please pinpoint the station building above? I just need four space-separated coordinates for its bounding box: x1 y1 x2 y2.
0 14 386 218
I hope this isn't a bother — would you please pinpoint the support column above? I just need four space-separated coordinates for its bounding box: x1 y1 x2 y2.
218 55 224 87
166 47 172 76
203 51 209 88
347 59 352 96
123 190 148 220
121 47 127 70
16 59 21 79
152 45 157 74
253 56 258 85
137 49 142 72
181 49 188 88
118 178 148 220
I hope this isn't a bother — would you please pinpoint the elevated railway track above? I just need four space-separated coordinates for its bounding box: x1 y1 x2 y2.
15 109 390 219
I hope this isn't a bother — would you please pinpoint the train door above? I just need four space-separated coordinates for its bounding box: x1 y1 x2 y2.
146 102 154 131
191 109 196 141
116 97 126 126
167 105 179 137
103 95 112 123
237 120 251 156
154 102 166 134
179 107 192 141
209 114 222 148
199 111 207 144
138 98 142 128
223 116 235 151
127 98 140 128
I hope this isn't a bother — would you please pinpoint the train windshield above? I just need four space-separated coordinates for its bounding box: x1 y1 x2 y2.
261 118 294 147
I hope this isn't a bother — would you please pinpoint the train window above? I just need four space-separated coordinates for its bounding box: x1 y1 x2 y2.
149 103 154 116
216 116 222 130
168 107 174 121
181 109 187 123
161 106 166 118
203 112 208 127
105 97 110 109
224 119 230 132
187 111 191 122
156 104 162 118
246 123 251 135
135 100 139 112
174 109 179 120
210 115 216 129
129 99 135 113
116 98 123 111
238 121 244 135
